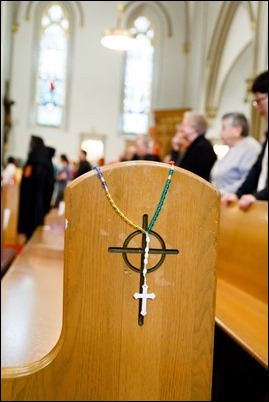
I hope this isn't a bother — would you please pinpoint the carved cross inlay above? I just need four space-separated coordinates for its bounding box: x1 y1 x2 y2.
108 215 179 325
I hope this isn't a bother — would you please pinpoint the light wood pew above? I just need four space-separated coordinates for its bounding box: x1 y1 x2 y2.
1 183 21 276
1 183 20 245
1 208 65 368
215 201 268 369
1 162 220 401
1 186 267 399
1 186 3 248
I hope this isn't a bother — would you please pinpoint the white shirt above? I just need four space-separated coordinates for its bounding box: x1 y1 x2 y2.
257 140 268 191
1 163 17 186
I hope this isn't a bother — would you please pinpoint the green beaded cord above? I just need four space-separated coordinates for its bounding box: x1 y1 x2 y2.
93 162 175 234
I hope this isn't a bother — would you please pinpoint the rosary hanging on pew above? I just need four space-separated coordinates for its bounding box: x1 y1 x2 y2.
93 162 175 321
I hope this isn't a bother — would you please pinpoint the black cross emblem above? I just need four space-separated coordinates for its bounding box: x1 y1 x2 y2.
108 215 179 325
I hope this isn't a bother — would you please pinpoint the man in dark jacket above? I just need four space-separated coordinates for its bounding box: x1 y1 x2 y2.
73 149 92 179
221 71 268 210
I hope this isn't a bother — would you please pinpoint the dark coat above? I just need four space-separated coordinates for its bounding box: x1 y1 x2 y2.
236 132 268 200
176 135 217 181
18 137 55 239
132 153 162 162
73 160 92 178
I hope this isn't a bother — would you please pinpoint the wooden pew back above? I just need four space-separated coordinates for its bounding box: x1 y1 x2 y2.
216 201 268 369
1 183 20 245
1 211 65 368
218 202 268 303
1 161 220 401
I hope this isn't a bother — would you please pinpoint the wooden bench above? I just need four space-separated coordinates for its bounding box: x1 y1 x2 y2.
1 175 268 399
1 247 17 277
1 183 21 276
1 208 65 368
1 183 20 245
215 201 268 369
2 162 220 401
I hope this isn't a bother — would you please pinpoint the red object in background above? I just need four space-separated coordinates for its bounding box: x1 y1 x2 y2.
50 81 55 91
148 125 156 138
98 157 105 166
152 141 161 157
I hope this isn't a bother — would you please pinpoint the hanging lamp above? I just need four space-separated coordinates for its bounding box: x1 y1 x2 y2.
101 3 137 51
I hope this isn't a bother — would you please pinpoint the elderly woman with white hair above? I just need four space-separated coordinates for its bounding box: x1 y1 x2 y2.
176 111 217 181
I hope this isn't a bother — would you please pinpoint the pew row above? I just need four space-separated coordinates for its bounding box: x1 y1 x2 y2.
1 168 268 400
215 201 268 369
1 183 20 275
1 209 65 368
2 163 220 401
1 183 20 245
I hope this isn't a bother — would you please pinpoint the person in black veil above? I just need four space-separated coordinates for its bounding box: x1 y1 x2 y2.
17 135 56 240
44 145 57 214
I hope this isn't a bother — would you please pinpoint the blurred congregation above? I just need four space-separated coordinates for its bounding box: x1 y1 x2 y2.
1 1 268 401
2 87 268 241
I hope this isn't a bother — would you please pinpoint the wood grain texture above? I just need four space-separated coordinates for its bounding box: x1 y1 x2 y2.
154 108 191 160
215 201 268 369
1 183 20 244
1 228 64 368
1 162 220 401
217 202 268 302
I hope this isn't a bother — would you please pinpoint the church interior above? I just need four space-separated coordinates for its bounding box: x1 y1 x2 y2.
1 1 268 401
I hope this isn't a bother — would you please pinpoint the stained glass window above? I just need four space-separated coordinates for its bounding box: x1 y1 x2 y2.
36 3 69 127
122 15 154 135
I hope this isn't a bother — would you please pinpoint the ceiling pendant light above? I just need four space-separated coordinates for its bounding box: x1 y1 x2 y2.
101 3 137 51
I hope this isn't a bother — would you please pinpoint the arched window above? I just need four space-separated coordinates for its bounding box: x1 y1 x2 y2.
122 15 155 135
35 2 69 128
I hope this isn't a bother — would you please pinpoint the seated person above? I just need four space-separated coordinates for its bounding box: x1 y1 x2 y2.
164 124 189 164
176 111 217 181
210 112 261 195
132 134 161 162
221 70 268 210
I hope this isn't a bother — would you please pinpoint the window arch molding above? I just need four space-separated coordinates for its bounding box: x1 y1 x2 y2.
205 1 255 118
29 1 77 129
121 1 173 38
119 1 174 136
12 0 84 30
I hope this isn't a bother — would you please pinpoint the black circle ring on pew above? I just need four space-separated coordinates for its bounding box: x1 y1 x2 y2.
108 229 179 274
